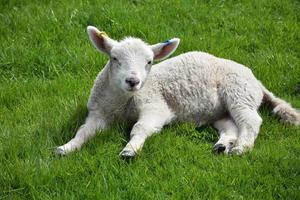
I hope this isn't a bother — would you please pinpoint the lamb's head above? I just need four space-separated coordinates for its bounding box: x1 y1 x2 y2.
87 26 180 92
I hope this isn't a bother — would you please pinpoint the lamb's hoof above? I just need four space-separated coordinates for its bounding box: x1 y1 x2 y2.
120 149 136 158
54 146 66 155
213 143 226 154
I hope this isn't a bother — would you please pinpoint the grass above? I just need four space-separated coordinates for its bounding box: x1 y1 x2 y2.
0 0 300 199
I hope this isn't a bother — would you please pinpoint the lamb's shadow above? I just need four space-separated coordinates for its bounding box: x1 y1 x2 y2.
52 102 219 153
169 123 219 144
52 104 133 148
52 104 88 145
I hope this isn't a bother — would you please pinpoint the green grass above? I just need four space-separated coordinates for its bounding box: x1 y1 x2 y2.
1 0 300 199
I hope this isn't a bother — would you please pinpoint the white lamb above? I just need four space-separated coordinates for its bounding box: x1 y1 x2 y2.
56 26 300 157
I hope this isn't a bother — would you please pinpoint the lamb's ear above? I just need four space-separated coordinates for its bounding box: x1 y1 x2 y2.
150 38 180 61
87 26 118 55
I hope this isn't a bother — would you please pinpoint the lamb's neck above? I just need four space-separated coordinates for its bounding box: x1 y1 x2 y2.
104 85 133 106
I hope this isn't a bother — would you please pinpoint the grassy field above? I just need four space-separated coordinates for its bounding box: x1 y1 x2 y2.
1 0 300 199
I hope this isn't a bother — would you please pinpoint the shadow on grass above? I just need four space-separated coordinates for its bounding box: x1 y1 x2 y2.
52 103 133 148
52 103 222 155
52 104 88 145
163 123 219 145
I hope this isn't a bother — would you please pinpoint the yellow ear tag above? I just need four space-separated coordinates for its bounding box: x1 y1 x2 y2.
97 31 108 38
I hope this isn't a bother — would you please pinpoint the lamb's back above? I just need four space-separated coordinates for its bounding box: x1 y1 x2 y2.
141 51 258 124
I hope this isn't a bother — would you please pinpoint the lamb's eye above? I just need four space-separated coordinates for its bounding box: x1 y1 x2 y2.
112 57 118 61
147 60 152 65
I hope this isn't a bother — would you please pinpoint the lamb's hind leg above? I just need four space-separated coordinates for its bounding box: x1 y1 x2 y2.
220 74 264 155
213 117 238 154
229 108 262 154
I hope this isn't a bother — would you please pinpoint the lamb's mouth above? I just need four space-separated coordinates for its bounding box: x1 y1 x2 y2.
126 87 139 92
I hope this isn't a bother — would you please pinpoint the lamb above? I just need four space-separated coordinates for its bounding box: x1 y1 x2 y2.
56 26 300 157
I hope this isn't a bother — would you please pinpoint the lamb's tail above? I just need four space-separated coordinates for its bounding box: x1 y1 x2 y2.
261 83 300 126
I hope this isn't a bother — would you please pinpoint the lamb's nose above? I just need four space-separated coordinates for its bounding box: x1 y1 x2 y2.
125 77 140 87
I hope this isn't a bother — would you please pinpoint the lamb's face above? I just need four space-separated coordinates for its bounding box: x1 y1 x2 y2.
87 26 180 93
109 39 154 92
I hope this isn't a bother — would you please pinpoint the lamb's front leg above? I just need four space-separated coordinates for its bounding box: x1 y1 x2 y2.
120 107 174 158
55 112 106 155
